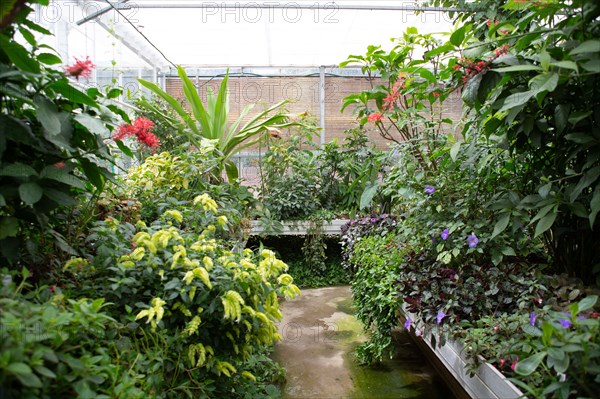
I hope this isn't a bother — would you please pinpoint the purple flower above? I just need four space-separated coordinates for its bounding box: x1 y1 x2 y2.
441 228 449 240
466 233 479 248
381 214 389 219
424 185 435 195
436 310 446 324
559 319 573 329
530 312 537 326
404 317 412 330
370 217 377 223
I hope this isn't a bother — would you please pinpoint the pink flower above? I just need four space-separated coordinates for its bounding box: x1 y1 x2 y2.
65 56 95 80
53 161 66 168
511 356 519 371
368 112 384 123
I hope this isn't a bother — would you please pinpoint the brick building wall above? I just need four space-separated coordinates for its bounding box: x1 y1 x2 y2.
165 75 464 151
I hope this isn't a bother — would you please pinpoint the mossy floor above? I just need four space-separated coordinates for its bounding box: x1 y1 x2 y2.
273 286 454 398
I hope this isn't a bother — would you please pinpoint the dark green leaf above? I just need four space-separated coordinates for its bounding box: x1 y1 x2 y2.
33 365 57 379
0 217 19 239
0 163 38 177
34 96 61 136
493 65 543 73
19 182 43 205
590 189 600 228
7 362 33 375
530 72 558 97
0 35 40 73
514 352 546 376
450 25 466 47
19 27 36 46
462 73 483 107
570 166 600 203
37 53 62 65
555 104 570 134
538 183 552 199
534 209 557 237
551 61 578 73
491 212 510 239
43 188 77 206
570 40 600 56
498 90 534 113
80 159 105 191
360 182 378 210
565 133 595 144
48 79 97 107
115 140 134 158
74 114 109 137
40 166 86 189
577 295 597 312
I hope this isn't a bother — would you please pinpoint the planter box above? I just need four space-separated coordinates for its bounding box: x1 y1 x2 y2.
249 219 349 236
402 307 524 399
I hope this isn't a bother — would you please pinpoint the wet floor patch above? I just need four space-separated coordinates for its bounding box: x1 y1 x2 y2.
273 286 454 399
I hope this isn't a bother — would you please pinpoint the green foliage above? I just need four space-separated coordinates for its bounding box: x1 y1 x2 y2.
258 120 387 220
509 296 600 399
258 119 321 220
0 273 149 398
425 0 600 284
0 4 127 267
348 235 403 364
138 68 298 181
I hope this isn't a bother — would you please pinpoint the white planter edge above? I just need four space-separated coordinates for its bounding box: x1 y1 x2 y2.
402 306 524 399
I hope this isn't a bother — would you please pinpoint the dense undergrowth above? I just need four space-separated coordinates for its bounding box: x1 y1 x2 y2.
246 236 351 288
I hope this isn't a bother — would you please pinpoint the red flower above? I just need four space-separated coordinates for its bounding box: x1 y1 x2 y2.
433 91 441 98
113 117 160 150
368 112 384 123
592 312 599 319
65 56 94 80
53 161 66 169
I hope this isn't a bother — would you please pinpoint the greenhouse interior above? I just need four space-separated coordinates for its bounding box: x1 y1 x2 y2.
1 1 599 398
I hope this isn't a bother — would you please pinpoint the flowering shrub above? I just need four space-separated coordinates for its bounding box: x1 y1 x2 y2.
73 199 300 397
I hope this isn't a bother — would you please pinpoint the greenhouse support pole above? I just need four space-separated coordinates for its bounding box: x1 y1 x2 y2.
319 66 325 146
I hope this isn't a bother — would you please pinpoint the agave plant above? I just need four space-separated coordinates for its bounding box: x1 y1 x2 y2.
138 66 298 181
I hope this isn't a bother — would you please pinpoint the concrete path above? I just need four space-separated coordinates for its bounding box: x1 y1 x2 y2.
273 286 453 399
